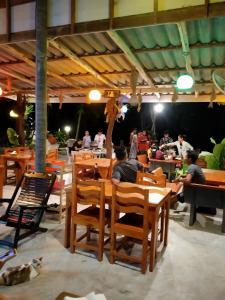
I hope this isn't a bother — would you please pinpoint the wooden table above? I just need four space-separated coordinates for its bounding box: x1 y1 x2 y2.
0 153 32 184
65 180 171 272
149 158 181 181
74 158 111 179
203 169 225 186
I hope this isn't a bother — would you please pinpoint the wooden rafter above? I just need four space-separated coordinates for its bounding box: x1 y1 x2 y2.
0 68 34 86
4 44 75 87
49 38 117 88
177 21 195 80
107 30 154 87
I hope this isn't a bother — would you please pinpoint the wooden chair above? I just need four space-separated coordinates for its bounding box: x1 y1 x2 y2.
46 149 58 161
70 180 111 261
110 184 151 273
137 154 149 168
3 148 20 184
136 171 166 188
0 172 56 248
136 171 167 244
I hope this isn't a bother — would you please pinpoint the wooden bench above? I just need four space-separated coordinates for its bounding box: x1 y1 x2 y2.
184 183 225 232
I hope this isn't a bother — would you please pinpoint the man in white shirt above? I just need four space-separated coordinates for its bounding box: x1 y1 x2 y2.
82 131 91 148
160 134 193 158
94 129 106 149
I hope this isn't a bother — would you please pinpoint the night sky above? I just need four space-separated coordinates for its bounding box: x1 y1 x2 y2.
1 100 225 152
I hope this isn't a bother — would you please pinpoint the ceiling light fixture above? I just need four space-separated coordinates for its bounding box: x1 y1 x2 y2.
88 89 102 101
176 74 194 90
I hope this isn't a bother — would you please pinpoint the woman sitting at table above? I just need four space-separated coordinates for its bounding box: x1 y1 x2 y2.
112 147 143 184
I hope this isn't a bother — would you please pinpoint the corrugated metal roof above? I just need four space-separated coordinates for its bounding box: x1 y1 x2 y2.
0 16 225 98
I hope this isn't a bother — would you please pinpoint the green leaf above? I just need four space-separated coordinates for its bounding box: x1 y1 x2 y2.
7 128 19 146
205 155 220 170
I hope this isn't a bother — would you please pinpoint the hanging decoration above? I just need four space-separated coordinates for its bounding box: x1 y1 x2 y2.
129 68 139 107
59 93 64 109
6 77 12 92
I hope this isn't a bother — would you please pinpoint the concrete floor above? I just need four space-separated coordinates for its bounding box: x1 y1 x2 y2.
0 186 225 300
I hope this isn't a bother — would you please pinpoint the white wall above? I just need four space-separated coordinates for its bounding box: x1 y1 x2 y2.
114 0 154 17
0 0 223 35
76 0 109 23
11 2 35 33
48 0 70 27
0 8 6 34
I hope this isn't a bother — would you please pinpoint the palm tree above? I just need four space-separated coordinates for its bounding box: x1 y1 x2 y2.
35 0 47 173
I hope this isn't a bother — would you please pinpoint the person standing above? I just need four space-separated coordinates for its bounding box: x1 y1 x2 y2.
129 129 138 159
159 130 173 146
82 130 91 148
160 134 193 158
94 129 106 149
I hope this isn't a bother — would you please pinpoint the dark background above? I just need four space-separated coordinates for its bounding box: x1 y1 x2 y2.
1 100 225 152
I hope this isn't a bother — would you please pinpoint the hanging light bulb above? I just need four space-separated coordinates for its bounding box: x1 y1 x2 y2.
88 89 101 101
9 110 19 118
176 74 194 90
121 105 128 114
154 103 164 113
0 87 3 96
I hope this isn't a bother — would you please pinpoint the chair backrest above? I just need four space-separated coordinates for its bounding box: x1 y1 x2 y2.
137 154 147 164
136 171 166 187
82 152 94 160
15 147 30 154
152 167 164 176
46 149 58 161
74 180 105 206
6 172 56 216
112 183 149 215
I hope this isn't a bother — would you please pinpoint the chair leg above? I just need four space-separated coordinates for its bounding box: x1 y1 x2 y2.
86 226 91 242
70 223 76 253
98 229 104 261
141 237 148 274
109 232 116 264
160 206 165 242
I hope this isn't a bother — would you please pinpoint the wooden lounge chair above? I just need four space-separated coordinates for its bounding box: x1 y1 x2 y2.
0 172 56 248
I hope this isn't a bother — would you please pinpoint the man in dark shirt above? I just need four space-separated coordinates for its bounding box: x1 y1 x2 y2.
112 147 143 184
175 150 206 211
179 150 205 184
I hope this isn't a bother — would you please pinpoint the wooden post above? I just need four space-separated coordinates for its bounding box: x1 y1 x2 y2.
35 0 47 173
105 98 117 159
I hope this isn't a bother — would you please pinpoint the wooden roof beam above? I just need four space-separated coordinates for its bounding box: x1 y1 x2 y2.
177 21 195 80
107 30 155 88
49 38 117 88
0 68 34 86
4 44 76 87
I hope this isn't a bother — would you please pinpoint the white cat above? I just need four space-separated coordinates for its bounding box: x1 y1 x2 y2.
0 257 43 286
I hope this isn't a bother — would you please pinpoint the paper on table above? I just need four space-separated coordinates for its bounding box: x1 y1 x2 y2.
64 292 107 300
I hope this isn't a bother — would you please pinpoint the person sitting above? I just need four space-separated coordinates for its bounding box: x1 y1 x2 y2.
160 134 193 159
82 130 91 148
112 147 143 184
177 150 205 185
159 130 173 146
46 133 58 154
175 150 206 212
73 139 82 150
94 129 106 149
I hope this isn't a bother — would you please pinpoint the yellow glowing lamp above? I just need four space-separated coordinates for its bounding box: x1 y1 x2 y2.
0 87 3 96
9 110 19 118
88 89 101 101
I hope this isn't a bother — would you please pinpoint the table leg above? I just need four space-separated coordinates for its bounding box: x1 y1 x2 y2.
164 196 170 247
64 190 72 248
149 206 159 272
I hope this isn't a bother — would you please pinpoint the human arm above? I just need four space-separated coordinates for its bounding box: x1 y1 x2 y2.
111 165 121 184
